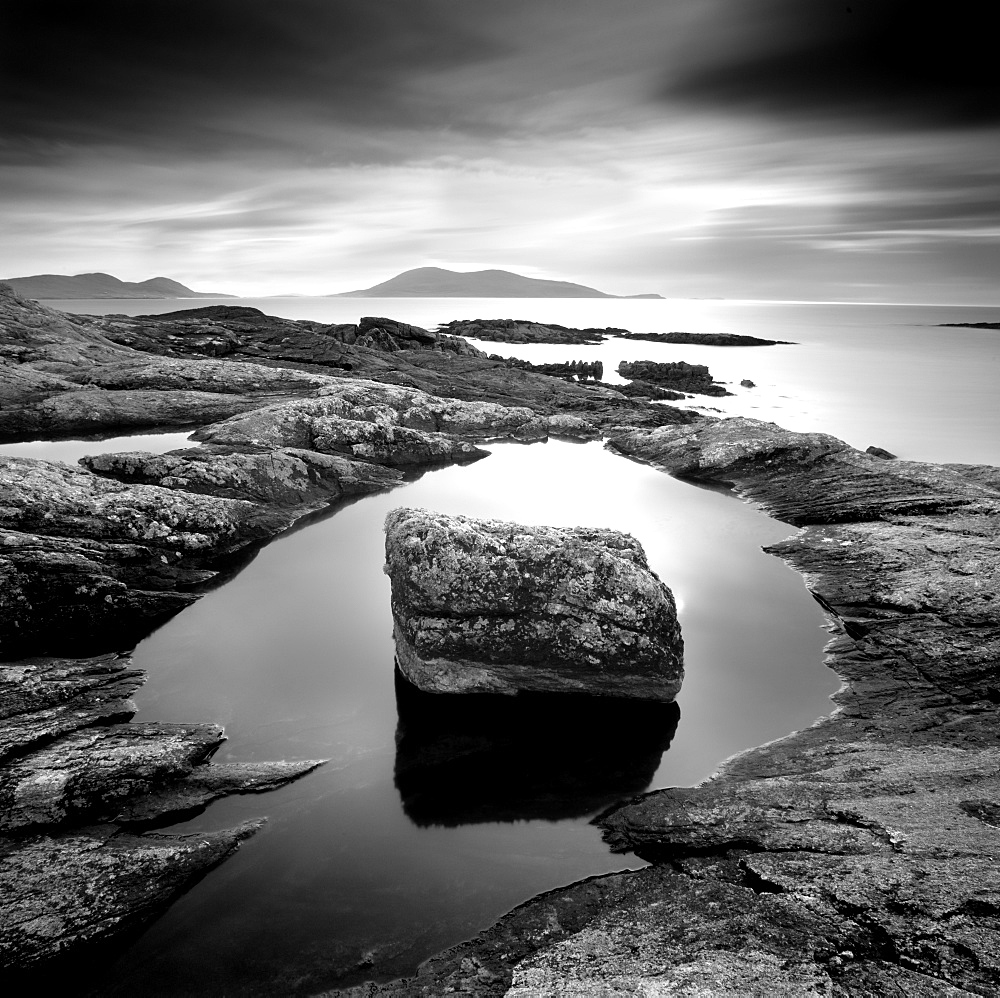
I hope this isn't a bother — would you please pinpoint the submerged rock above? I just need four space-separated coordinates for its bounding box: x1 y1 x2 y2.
383 508 683 700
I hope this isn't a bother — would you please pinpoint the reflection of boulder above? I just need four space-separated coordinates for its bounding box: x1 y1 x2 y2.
384 509 684 701
393 669 680 827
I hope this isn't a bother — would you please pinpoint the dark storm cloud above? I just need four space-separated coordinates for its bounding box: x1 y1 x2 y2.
664 0 1000 127
0 0 511 161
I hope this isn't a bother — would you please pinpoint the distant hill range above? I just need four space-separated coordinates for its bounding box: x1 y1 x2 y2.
1 272 234 299
332 267 663 299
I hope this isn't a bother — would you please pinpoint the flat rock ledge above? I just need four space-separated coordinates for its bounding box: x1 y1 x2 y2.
339 418 1000 997
383 508 683 700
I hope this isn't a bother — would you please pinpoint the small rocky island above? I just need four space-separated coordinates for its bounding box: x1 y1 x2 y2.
384 509 683 700
618 359 732 397
2 283 1000 995
617 330 795 346
436 318 624 344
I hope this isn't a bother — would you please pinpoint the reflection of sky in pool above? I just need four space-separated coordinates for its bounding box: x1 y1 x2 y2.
0 430 195 464
56 436 835 996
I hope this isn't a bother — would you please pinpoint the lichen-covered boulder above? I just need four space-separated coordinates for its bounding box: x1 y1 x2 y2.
384 509 683 700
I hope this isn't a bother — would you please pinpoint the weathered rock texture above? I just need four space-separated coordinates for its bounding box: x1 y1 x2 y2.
191 380 550 460
384 508 683 700
0 651 323 972
340 417 1000 997
618 359 732 397
0 455 274 658
1 822 263 974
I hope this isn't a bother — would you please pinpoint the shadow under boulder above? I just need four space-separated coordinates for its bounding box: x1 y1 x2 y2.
393 669 680 827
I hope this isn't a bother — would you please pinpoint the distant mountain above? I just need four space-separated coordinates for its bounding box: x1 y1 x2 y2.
332 267 662 299
1 272 235 299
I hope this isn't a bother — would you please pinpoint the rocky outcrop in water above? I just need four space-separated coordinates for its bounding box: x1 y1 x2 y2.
501 357 604 381
617 359 731 397
437 318 623 344
610 379 687 401
384 508 684 700
617 330 794 346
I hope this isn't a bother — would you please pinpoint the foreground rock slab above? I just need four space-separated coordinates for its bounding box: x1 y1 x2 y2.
384 508 683 700
0 650 324 974
0 821 262 973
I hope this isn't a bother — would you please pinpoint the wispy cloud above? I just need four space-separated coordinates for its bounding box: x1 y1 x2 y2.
1 1 997 302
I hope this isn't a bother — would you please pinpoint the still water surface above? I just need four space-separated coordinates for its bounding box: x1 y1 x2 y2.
15 296 999 994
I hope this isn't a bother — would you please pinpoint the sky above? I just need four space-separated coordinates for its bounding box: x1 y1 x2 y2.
1 0 997 303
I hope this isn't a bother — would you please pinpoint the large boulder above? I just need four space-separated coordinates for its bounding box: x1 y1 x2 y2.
383 509 683 700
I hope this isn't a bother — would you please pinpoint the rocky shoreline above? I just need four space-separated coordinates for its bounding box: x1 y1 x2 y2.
2 284 998 994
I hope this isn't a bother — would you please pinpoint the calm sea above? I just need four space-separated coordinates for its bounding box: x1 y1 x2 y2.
9 297 999 995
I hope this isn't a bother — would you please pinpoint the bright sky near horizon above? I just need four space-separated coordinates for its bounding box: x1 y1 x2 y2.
1 0 997 303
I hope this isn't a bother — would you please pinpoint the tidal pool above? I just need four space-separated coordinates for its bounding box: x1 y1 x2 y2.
72 436 836 996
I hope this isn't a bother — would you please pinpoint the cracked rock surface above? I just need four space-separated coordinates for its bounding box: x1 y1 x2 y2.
384 508 683 700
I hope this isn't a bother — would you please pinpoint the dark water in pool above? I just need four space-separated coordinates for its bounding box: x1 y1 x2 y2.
71 439 834 995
